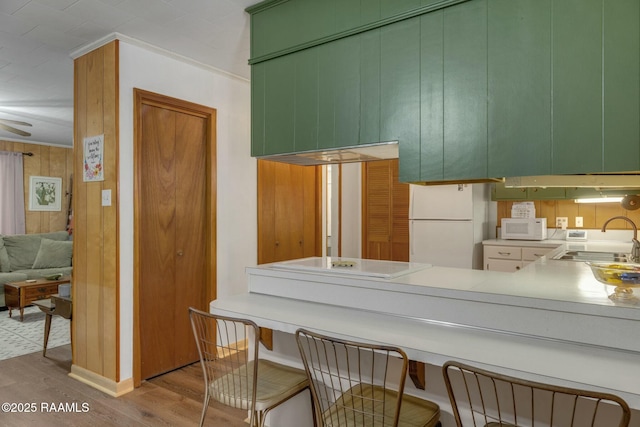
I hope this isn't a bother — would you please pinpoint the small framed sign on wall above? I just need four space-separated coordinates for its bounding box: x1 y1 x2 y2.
83 134 104 182
29 176 62 211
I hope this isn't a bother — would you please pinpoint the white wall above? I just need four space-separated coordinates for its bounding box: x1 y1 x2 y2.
340 163 362 258
118 41 255 380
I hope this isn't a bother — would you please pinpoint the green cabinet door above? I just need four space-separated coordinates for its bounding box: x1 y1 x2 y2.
443 0 488 180
419 10 444 181
263 54 296 155
552 0 640 174
252 49 318 157
487 0 552 178
251 62 266 157
360 29 382 146
602 0 640 172
380 18 421 183
552 0 602 174
294 47 319 153
332 36 361 150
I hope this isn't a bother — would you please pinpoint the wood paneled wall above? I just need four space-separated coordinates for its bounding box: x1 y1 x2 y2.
0 141 72 233
72 41 119 385
497 200 640 235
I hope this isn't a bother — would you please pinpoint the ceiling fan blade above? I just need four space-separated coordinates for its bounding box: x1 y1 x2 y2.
0 122 32 137
0 118 32 127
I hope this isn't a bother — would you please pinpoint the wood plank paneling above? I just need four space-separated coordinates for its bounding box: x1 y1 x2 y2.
85 45 106 377
497 200 640 232
0 141 72 234
102 41 119 382
73 41 119 383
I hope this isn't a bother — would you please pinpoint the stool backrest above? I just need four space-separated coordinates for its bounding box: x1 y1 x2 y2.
296 328 409 427
443 361 631 427
189 308 259 424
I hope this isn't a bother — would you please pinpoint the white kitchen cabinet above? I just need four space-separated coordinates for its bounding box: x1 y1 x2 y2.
483 244 555 272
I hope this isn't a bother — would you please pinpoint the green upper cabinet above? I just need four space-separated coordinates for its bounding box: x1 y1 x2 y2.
251 54 296 156
552 0 603 174
322 36 362 150
601 0 640 173
419 11 444 181
248 0 449 60
416 0 488 182
443 0 488 181
359 29 382 145
381 18 421 183
293 47 320 153
487 0 552 178
248 0 640 181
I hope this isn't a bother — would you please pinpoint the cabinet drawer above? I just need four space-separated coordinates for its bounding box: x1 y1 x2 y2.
484 245 521 260
486 259 523 272
522 247 553 262
24 284 59 300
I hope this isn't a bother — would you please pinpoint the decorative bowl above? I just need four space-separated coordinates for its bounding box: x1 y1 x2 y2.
586 262 640 304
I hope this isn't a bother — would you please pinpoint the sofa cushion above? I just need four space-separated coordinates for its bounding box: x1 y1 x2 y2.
32 238 73 269
22 267 72 280
0 237 10 272
3 231 69 271
0 272 29 286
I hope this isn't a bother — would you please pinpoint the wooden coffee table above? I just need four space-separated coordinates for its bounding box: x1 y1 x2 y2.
4 276 71 321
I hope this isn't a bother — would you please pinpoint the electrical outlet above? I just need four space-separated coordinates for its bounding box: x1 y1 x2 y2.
575 216 583 228
556 217 568 229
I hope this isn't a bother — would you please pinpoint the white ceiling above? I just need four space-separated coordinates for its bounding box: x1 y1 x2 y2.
0 0 259 147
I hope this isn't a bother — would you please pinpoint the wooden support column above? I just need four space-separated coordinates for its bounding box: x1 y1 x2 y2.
409 360 426 390
260 327 273 350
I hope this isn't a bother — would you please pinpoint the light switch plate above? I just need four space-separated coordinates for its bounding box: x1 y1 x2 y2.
102 189 111 206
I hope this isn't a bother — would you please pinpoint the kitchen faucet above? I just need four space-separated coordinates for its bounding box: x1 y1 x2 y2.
601 216 640 263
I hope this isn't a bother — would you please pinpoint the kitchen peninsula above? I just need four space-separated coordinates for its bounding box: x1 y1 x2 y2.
210 246 640 422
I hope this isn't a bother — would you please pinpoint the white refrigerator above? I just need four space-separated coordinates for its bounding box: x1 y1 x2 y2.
409 183 493 269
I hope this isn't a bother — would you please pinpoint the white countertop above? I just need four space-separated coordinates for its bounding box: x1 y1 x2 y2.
479 239 638 312
255 240 639 321
213 248 640 411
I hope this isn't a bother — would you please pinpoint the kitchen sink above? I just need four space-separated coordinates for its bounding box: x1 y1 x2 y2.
552 250 630 263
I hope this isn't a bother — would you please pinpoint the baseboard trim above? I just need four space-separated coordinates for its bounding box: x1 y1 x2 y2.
69 365 134 397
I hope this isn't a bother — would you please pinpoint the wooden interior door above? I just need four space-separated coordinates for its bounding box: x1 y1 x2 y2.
137 93 212 380
362 159 409 261
258 160 321 264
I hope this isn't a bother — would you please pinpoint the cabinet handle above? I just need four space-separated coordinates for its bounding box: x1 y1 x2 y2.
275 241 279 246
534 253 544 257
498 251 511 256
177 250 183 256
38 287 46 293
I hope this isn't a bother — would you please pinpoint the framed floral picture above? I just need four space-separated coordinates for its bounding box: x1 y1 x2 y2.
29 176 62 211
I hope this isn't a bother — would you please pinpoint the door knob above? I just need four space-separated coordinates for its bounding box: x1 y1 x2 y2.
177 250 184 256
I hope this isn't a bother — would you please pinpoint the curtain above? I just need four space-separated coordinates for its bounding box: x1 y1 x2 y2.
0 151 26 235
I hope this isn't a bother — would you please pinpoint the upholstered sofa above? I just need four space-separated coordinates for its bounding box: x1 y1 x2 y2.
0 231 72 307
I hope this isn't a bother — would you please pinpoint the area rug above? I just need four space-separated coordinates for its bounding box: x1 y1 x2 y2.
0 305 70 361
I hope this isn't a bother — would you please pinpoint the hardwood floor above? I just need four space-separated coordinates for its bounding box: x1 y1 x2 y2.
0 345 249 426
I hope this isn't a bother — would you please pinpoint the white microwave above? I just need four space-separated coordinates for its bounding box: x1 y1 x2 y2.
501 218 547 240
